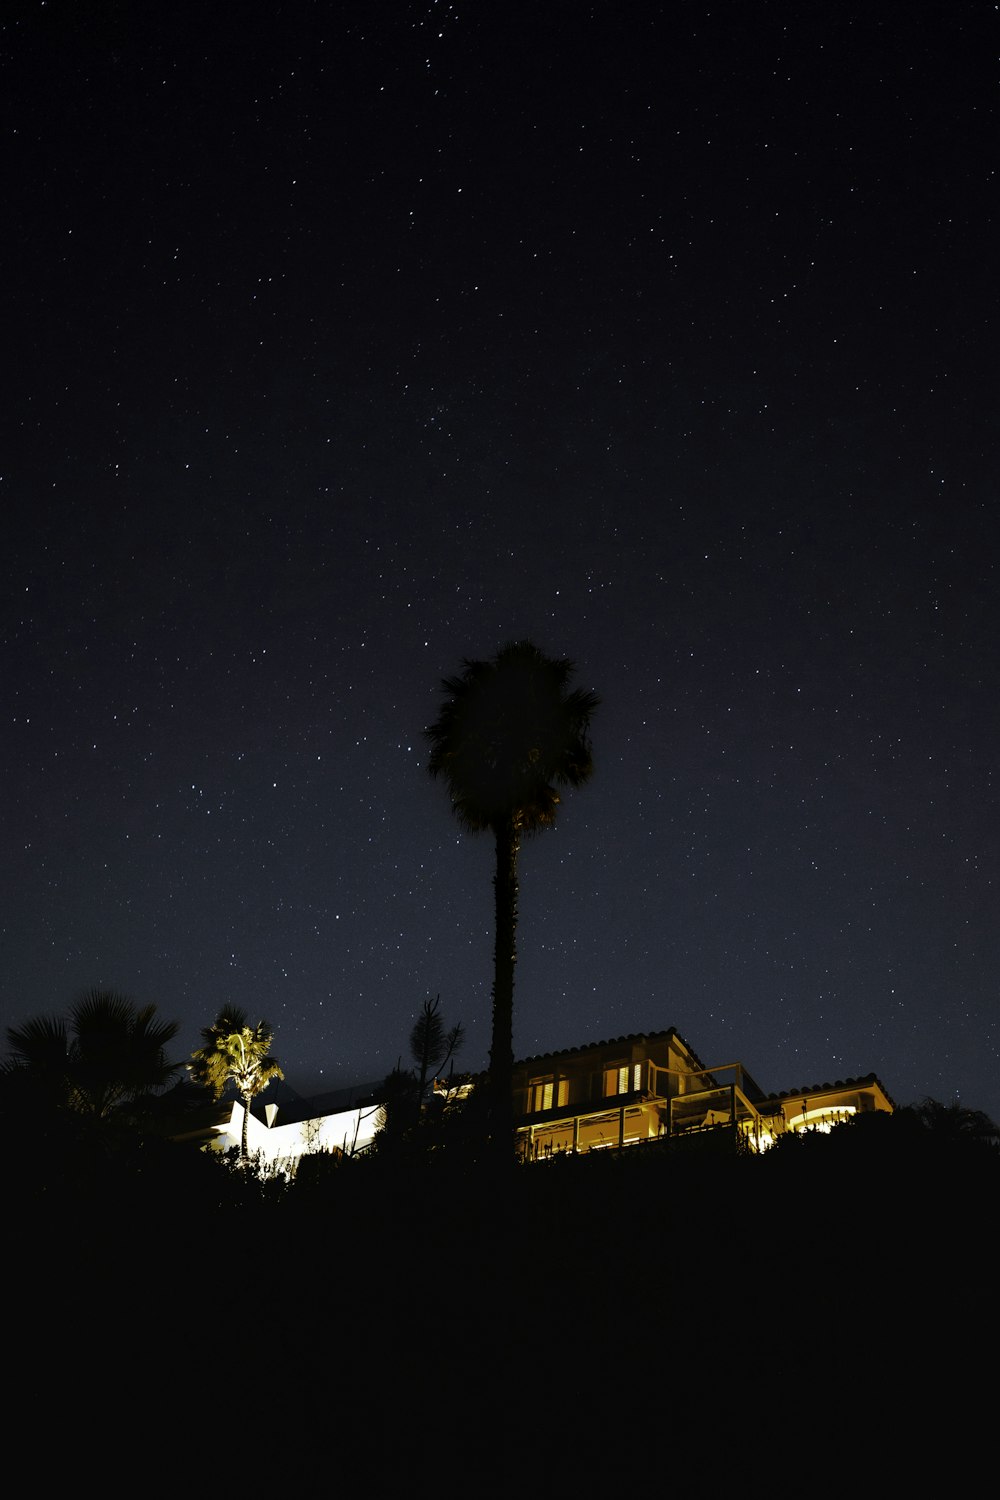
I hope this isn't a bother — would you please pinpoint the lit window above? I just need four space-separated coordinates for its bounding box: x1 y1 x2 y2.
529 1077 568 1112
604 1064 638 1097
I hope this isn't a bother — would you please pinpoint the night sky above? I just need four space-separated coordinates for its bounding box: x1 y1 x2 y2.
3 2 997 1124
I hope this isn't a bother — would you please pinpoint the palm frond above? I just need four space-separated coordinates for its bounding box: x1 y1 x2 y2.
6 1014 70 1069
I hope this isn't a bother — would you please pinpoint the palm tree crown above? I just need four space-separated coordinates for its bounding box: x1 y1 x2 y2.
426 641 599 1158
189 1008 283 1159
4 989 180 1120
427 640 598 835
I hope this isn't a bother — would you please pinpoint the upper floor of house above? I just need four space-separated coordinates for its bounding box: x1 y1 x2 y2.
512 1026 893 1158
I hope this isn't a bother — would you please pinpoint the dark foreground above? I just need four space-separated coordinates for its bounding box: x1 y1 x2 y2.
10 1116 995 1483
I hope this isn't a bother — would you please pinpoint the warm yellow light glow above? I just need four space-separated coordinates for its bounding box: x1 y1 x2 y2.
787 1104 857 1134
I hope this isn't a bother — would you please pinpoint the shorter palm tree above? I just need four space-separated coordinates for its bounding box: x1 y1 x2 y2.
909 1097 999 1148
3 989 180 1120
189 1008 284 1160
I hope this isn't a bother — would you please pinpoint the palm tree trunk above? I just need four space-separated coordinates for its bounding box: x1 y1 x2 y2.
240 1091 250 1160
490 817 519 1159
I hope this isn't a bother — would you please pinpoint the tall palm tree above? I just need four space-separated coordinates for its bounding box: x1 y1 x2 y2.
3 988 180 1120
426 641 599 1156
189 1008 284 1160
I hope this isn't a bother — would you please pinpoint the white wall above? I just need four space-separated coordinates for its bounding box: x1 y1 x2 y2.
210 1100 381 1171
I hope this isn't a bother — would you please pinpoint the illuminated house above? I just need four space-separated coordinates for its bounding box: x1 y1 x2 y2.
194 1026 892 1172
512 1027 893 1160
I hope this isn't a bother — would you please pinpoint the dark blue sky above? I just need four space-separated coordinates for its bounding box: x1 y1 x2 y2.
3 2 997 1122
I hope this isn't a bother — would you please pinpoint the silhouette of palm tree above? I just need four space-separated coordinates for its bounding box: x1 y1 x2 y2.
4 988 180 1119
910 1097 999 1147
426 641 599 1155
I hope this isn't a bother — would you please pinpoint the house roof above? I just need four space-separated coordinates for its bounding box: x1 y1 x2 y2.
761 1073 896 1108
258 1079 384 1125
513 1026 709 1073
